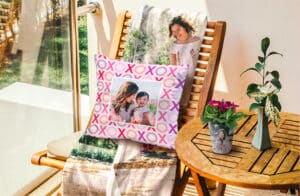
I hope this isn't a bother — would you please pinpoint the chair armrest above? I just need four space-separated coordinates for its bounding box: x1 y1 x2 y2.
31 150 65 169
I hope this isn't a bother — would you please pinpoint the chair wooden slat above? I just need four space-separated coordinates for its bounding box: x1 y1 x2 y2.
197 63 208 69
123 21 129 26
125 12 132 18
195 70 206 77
193 79 204 85
207 22 216 28
119 43 126 49
200 47 211 53
202 39 213 45
122 28 129 34
198 55 210 61
192 86 202 93
204 31 215 37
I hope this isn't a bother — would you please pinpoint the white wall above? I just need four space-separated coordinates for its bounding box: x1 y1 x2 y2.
88 0 300 114
205 0 300 115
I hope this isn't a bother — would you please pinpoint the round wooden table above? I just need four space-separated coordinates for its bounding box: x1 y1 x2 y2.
175 112 300 195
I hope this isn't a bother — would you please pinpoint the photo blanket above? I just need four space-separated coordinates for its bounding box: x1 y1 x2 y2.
63 138 177 195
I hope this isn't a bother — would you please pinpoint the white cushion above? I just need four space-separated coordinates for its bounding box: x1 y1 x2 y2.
47 131 83 159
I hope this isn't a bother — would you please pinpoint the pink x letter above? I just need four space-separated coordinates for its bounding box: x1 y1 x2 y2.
161 89 171 99
104 82 111 91
118 128 126 138
176 79 185 88
158 134 167 144
171 101 179 111
99 125 106 136
138 131 146 142
158 111 167 121
145 65 155 75
125 63 135 73
97 70 105 80
107 61 115 70
102 104 108 113
168 123 177 134
96 92 102 102
92 114 99 123
168 67 177 77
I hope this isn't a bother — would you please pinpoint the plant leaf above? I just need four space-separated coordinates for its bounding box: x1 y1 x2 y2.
246 83 259 95
249 103 262 111
261 37 270 56
267 51 283 57
240 67 260 77
269 94 282 111
225 108 234 120
271 78 282 90
258 56 264 63
270 70 279 79
226 121 236 129
255 63 265 72
235 112 247 120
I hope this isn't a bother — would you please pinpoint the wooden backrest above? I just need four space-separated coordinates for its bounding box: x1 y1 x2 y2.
0 1 19 65
0 1 11 63
108 10 226 125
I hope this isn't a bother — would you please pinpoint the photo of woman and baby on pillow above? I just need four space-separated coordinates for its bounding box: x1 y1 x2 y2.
109 80 158 126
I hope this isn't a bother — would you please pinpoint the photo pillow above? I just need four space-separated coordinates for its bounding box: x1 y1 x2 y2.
85 55 189 149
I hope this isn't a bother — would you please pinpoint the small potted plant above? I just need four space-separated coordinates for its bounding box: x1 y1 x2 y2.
201 100 246 154
240 37 282 150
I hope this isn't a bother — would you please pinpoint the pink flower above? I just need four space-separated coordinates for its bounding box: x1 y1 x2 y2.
208 100 221 107
208 100 238 113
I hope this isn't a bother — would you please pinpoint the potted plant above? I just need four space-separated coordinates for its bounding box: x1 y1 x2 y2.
201 100 246 154
240 37 283 150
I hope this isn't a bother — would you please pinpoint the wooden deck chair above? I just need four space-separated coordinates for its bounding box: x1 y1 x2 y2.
31 10 226 195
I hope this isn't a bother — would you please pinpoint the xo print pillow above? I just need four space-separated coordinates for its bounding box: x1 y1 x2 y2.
85 55 188 149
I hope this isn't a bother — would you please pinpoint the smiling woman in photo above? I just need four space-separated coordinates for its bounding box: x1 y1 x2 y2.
109 81 139 122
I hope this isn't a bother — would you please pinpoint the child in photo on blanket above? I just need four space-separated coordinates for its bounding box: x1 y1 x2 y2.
169 15 202 112
109 81 139 123
131 91 155 126
169 15 201 66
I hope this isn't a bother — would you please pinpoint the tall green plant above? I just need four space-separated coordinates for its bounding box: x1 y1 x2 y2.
240 37 283 127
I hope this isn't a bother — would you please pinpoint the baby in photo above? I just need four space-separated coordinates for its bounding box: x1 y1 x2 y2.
131 91 155 126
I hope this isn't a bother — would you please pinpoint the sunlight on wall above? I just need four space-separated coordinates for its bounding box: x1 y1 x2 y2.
196 2 230 94
214 64 229 93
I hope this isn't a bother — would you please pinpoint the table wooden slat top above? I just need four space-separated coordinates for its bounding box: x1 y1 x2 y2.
175 111 300 189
